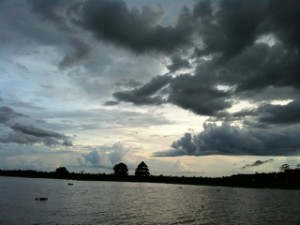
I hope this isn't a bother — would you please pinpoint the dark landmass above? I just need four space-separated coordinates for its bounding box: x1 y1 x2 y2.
0 169 300 190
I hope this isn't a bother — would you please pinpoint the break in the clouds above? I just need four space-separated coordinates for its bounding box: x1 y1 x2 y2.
0 106 72 146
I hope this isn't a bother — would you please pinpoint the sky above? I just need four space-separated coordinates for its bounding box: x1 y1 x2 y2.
1 0 300 177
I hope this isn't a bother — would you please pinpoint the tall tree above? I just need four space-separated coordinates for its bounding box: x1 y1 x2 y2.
135 161 150 176
113 162 128 176
55 167 70 176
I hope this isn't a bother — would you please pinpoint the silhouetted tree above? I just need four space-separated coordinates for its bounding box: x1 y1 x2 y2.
55 167 70 176
113 162 128 176
135 161 150 176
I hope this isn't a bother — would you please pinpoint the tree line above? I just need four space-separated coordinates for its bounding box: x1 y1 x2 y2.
113 161 150 177
1 162 300 189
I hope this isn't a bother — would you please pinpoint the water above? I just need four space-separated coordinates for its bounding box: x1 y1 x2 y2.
0 177 299 225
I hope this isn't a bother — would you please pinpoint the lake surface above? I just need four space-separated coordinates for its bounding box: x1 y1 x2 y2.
0 177 299 225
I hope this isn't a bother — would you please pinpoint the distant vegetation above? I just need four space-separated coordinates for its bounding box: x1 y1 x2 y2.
0 163 300 190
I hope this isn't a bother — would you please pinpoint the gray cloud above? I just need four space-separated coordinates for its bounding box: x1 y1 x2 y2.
75 0 194 53
193 0 300 61
171 133 197 155
193 0 212 18
10 123 72 146
167 55 191 72
114 75 171 105
29 0 91 69
167 74 232 116
226 99 300 127
29 0 70 27
153 123 300 157
256 100 300 125
194 0 266 61
241 159 274 169
113 73 232 116
36 107 172 131
59 37 91 70
80 143 128 169
0 106 72 146
216 43 300 92
115 79 142 89
0 106 27 123
103 101 119 106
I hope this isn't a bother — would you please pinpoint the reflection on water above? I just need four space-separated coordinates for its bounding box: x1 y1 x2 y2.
0 176 299 225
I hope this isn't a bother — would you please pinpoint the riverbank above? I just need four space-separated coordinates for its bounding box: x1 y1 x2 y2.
1 169 300 190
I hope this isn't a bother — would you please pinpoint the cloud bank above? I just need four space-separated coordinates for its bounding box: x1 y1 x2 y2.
0 106 72 146
75 0 194 53
79 143 128 169
153 123 300 157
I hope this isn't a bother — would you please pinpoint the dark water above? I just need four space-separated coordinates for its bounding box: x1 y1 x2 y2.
0 177 299 225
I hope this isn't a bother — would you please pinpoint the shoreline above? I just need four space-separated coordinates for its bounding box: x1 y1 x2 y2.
1 169 300 190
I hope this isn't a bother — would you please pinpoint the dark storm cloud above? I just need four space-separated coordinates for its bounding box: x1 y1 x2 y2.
0 106 72 146
171 133 197 155
267 0 300 49
113 73 232 116
228 99 300 126
153 123 300 157
194 0 266 61
113 0 300 122
255 100 300 125
167 74 232 116
194 0 300 60
167 55 191 72
193 0 212 18
241 159 274 169
218 43 300 92
75 0 194 53
114 75 171 105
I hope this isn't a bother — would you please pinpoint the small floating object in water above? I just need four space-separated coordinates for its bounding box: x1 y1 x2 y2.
35 197 48 201
68 183 73 185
